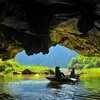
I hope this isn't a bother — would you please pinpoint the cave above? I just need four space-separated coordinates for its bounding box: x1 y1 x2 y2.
0 0 100 61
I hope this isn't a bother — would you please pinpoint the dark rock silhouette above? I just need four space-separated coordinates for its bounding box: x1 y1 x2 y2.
22 69 37 75
0 0 100 60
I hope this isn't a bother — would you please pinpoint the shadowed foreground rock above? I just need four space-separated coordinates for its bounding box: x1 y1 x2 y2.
22 69 37 75
0 0 100 60
0 93 14 100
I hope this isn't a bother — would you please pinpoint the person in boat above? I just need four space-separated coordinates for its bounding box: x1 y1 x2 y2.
55 66 65 78
70 68 75 77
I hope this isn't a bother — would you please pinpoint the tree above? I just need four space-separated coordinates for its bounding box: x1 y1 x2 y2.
74 64 85 69
85 63 94 69
95 61 100 68
68 58 78 68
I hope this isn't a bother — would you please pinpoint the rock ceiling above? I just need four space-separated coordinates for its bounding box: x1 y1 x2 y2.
0 0 100 60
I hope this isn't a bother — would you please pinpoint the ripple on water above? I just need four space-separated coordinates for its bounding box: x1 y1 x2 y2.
46 83 78 100
6 80 79 100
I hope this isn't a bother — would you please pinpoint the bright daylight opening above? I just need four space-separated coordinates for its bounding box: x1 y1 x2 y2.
15 44 78 68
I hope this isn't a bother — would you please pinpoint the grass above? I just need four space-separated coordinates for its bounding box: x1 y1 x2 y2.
1 59 100 75
60 68 100 75
16 64 49 73
83 68 100 74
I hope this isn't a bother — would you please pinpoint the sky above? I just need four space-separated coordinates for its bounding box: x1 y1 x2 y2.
15 45 78 68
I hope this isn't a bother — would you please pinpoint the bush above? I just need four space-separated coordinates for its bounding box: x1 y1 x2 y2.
95 62 100 68
74 64 85 70
4 67 13 73
85 63 94 69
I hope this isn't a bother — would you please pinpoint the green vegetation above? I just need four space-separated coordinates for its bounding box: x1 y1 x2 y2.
82 68 100 74
68 55 100 69
68 55 100 74
1 55 100 75
0 59 51 74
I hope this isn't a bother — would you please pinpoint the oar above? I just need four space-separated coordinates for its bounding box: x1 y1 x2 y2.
69 77 77 81
67 76 77 81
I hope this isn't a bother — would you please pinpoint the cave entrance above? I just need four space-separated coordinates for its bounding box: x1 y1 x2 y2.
15 44 78 68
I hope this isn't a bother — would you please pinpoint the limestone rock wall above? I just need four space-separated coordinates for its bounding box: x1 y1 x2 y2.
0 0 100 60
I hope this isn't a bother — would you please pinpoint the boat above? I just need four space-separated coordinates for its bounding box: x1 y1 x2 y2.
46 74 80 82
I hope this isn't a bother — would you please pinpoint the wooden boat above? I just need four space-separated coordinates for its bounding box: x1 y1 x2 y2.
46 74 80 82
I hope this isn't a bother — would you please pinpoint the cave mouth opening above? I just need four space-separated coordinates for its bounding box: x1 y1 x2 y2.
15 44 78 68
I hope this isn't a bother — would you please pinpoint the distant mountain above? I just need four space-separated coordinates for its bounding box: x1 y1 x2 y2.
15 45 78 68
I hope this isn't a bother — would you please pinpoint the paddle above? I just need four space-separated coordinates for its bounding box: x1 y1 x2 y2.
67 76 77 81
69 77 77 81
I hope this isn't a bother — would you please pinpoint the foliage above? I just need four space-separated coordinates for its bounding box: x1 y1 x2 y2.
85 63 94 69
5 67 13 74
68 55 100 69
83 68 100 74
74 64 85 70
68 58 78 68
0 59 50 74
94 62 100 68
0 59 20 73
18 64 49 73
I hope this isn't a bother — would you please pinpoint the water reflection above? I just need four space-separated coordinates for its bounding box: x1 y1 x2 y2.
47 82 62 89
0 74 100 100
47 81 79 89
74 74 100 100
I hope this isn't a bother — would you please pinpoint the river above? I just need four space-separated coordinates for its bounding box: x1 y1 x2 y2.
0 74 100 100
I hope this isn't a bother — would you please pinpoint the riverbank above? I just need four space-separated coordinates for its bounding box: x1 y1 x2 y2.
60 68 100 75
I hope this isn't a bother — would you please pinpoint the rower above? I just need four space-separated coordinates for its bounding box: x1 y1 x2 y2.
55 66 65 78
70 68 75 78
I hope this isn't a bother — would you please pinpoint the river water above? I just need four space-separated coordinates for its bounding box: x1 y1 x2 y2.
0 74 100 100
